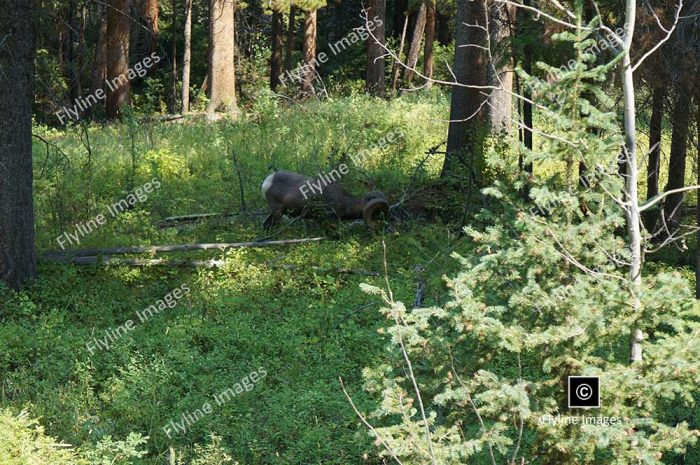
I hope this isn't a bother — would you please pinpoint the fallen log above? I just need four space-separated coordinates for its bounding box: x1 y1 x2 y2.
43 237 325 259
44 256 226 267
42 255 378 276
156 211 267 228
162 212 229 222
267 263 379 276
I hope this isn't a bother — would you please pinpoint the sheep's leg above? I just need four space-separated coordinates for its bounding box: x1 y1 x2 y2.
263 208 284 232
263 213 275 231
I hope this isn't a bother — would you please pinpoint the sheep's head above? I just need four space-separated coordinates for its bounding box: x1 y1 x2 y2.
362 191 389 229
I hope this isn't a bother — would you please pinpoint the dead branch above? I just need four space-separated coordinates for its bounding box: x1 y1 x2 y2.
43 254 378 277
266 263 380 276
43 237 326 258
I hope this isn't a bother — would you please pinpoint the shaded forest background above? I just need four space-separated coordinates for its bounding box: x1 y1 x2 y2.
1 0 700 464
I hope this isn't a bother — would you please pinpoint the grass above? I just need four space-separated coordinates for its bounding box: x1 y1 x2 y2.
4 91 698 464
2 93 472 464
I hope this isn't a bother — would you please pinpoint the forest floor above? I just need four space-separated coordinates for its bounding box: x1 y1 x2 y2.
0 93 479 464
2 93 697 464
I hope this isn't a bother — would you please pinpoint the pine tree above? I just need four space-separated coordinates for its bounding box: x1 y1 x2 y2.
360 9 700 464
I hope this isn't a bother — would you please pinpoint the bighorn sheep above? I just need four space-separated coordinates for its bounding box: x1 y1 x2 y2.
261 170 389 230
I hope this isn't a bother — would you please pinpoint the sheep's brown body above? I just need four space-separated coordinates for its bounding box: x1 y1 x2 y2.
261 171 388 230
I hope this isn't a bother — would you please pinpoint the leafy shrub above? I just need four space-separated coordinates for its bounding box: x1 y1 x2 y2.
0 409 83 465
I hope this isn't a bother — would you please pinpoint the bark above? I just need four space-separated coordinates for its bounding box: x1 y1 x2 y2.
402 2 426 83
182 0 193 113
206 0 239 117
106 0 131 118
91 9 108 97
423 0 436 89
139 0 160 56
391 12 409 92
365 0 386 96
392 0 408 38
285 4 297 71
517 0 533 198
437 12 451 45
644 85 665 230
301 9 317 96
695 95 700 299
0 0 37 289
487 2 513 131
662 92 691 229
67 0 81 100
270 10 284 90
620 0 643 363
441 0 488 179
696 95 700 298
170 0 178 112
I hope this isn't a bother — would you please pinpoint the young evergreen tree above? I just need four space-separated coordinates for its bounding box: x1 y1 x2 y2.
358 9 700 464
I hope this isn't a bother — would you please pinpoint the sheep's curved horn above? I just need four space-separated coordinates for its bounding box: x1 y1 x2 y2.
363 197 389 229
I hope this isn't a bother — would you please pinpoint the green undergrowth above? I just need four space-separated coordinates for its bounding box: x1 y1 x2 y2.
2 93 470 464
32 92 449 251
0 222 469 465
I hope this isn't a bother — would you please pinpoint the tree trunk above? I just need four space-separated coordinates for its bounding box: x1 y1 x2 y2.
67 0 81 101
139 0 159 56
695 94 700 298
366 0 386 96
423 0 436 89
391 12 409 93
301 8 317 96
441 0 488 179
644 85 665 230
402 2 426 83
181 0 192 113
486 2 513 131
620 0 643 363
662 92 691 230
170 0 178 113
206 0 239 118
518 0 533 198
0 0 37 289
437 12 451 45
106 0 131 118
270 10 284 90
695 96 700 299
520 2 533 152
91 9 108 97
392 0 408 38
285 4 297 71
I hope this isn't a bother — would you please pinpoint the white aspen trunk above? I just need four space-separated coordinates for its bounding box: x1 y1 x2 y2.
621 0 643 363
181 0 192 113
